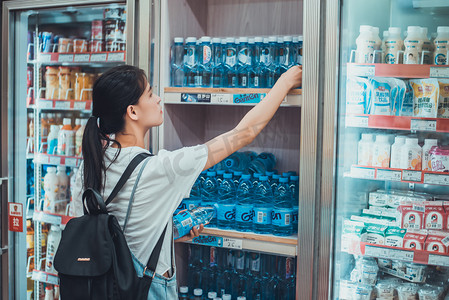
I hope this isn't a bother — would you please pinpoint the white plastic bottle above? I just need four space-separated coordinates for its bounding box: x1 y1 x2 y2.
373 135 391 168
390 136 406 168
422 139 438 171
355 25 375 63
45 225 62 274
75 119 87 157
433 26 449 65
47 125 60 155
421 27 433 64
44 167 59 213
44 286 54 300
371 27 382 50
57 118 74 156
400 138 423 170
404 26 424 64
358 134 374 166
381 30 389 52
385 27 403 64
68 167 78 217
57 166 69 201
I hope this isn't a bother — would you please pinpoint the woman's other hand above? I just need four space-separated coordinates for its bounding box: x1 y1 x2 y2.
175 224 204 243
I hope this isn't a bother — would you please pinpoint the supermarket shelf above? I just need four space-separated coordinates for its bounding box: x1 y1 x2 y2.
345 165 449 185
32 51 126 65
35 153 82 167
32 269 58 285
33 211 73 226
36 99 92 111
344 241 449 268
346 114 449 132
164 87 302 107
186 227 297 257
347 63 449 78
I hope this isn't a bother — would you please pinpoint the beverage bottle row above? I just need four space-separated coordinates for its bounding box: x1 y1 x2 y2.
170 35 302 88
179 245 296 300
175 152 299 237
43 165 78 216
355 25 449 65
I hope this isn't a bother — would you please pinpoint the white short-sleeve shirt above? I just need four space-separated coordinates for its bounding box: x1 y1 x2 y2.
72 144 208 275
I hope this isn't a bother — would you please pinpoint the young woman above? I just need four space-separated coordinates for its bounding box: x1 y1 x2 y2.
72 64 302 299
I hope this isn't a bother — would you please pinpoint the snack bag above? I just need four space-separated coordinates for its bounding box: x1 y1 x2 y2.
430 146 449 172
398 80 414 116
438 79 449 118
411 78 439 118
346 76 370 114
369 78 392 115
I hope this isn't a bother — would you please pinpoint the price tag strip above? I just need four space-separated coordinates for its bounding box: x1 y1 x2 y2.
377 169 401 181
33 211 62 226
423 173 449 186
402 170 422 182
58 54 74 63
347 64 376 77
364 245 414 262
90 53 107 62
190 235 242 250
211 94 232 104
107 52 125 62
428 254 449 267
430 67 449 78
74 54 90 62
350 166 375 180
32 270 59 285
37 100 54 109
410 119 437 132
345 115 369 128
181 93 211 103
222 238 243 249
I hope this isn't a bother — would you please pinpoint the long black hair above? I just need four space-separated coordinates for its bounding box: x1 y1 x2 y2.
82 65 147 191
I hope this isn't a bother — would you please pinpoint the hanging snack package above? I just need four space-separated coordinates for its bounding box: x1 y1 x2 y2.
369 78 393 115
411 78 439 118
438 79 449 118
398 80 414 116
391 78 406 116
346 76 371 115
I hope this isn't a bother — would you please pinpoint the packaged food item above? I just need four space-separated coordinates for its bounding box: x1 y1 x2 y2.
341 219 365 252
377 258 392 268
104 7 124 19
369 190 389 207
390 136 406 168
57 118 74 156
411 79 439 118
357 257 379 285
385 226 406 247
374 280 395 299
385 27 403 64
91 20 103 40
73 39 88 53
339 280 356 300
105 40 126 52
75 73 94 100
425 231 449 253
391 260 407 273
397 80 414 116
438 79 449 118
424 201 444 230
358 134 374 166
418 284 442 300
422 139 438 171
400 138 422 170
58 37 73 53
347 77 370 114
362 223 387 245
433 26 449 65
369 78 393 115
399 202 424 230
373 135 391 168
405 263 426 282
404 26 424 65
430 146 449 172
391 78 406 116
45 66 59 99
58 67 73 100
90 40 103 52
403 230 427 250
396 283 419 300
104 19 125 41
355 25 376 63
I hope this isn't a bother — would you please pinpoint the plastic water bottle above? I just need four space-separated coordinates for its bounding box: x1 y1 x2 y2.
184 37 198 87
270 174 281 192
202 171 218 227
224 152 250 172
249 37 264 88
237 37 251 88
235 174 254 232
231 250 247 298
272 177 293 236
248 153 276 174
194 288 204 300
253 176 273 234
292 36 299 67
289 176 299 234
212 38 224 87
216 248 230 297
199 36 213 87
224 38 238 88
251 173 262 189
216 169 226 187
171 37 184 87
247 253 263 300
279 36 294 76
179 286 189 300
217 173 236 229
297 35 303 65
266 36 278 88
208 292 218 299
173 207 215 240
233 171 242 188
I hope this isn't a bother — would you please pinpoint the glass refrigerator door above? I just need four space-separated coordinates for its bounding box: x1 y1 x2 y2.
333 1 449 299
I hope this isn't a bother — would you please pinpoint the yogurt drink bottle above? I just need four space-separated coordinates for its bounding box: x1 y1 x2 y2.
385 27 403 64
358 134 374 166
400 138 422 170
355 25 375 63
422 139 438 171
47 125 60 155
57 118 74 156
381 31 389 53
44 167 59 213
404 26 424 64
372 27 382 50
373 135 391 168
421 27 433 64
433 26 449 65
57 165 69 203
45 225 62 274
390 136 406 169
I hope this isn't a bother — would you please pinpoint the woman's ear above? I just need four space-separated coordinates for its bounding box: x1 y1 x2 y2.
127 105 139 121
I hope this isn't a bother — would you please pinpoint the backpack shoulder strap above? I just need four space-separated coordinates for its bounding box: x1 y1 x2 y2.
145 224 168 276
105 152 152 206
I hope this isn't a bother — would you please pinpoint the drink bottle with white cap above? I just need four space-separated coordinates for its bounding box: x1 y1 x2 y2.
404 26 424 64
355 25 375 63
199 36 213 87
249 37 265 88
423 139 438 171
194 288 204 300
212 38 224 87
385 27 403 64
434 26 449 65
184 37 198 87
237 37 251 88
170 37 184 86
224 38 238 87
266 36 279 88
179 286 189 300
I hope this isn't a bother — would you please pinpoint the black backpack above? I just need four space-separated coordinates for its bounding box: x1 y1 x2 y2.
54 152 166 300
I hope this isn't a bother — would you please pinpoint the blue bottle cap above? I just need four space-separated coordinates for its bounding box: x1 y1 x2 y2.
282 172 290 177
233 171 243 176
290 175 299 181
279 177 289 183
253 173 262 178
207 171 217 177
272 174 281 180
217 170 225 175
201 170 207 175
259 175 269 181
265 171 275 176
241 174 251 180
223 173 233 179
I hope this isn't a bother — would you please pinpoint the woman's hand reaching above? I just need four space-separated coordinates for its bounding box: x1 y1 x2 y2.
175 224 204 243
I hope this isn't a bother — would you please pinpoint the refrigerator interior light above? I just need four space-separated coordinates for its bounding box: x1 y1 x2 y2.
413 0 449 8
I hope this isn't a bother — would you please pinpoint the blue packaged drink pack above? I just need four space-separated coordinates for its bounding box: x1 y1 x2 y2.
346 76 370 114
396 79 412 116
369 78 393 115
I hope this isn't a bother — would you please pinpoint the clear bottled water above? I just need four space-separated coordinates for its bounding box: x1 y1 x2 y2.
235 174 254 232
224 38 238 88
279 36 294 76
232 171 242 188
237 37 251 88
248 152 276 174
173 206 215 240
289 175 299 235
171 37 185 87
179 286 189 300
216 169 226 187
231 250 247 298
272 177 293 236
224 152 250 172
297 35 303 65
199 36 213 87
251 173 263 189
212 38 224 88
250 37 265 88
184 37 198 87
193 288 203 300
253 176 273 234
202 171 218 227
247 253 262 300
217 173 236 229
270 174 281 193
266 36 279 88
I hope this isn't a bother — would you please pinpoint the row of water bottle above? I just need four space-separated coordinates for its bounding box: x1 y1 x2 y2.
174 151 299 237
170 35 303 88
179 245 296 300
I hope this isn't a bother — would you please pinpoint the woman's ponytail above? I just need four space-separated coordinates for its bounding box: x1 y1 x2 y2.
82 116 104 191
